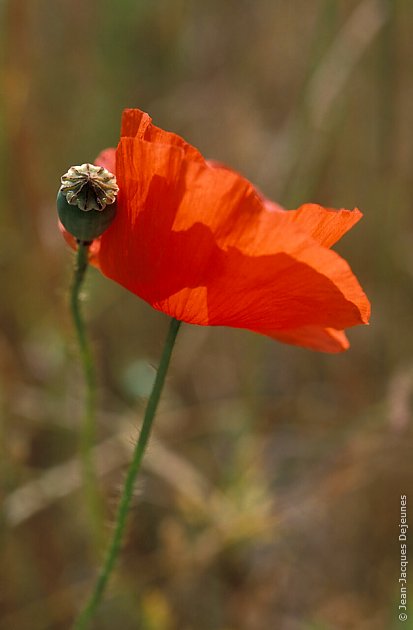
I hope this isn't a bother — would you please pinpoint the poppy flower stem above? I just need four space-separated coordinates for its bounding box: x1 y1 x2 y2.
72 317 182 630
70 241 104 549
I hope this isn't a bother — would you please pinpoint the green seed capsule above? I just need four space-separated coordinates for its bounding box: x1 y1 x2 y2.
57 163 119 242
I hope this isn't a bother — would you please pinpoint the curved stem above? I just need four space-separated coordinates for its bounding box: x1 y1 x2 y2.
71 241 103 547
73 317 182 630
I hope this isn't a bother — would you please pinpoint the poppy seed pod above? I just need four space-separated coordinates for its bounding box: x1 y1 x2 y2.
57 163 118 242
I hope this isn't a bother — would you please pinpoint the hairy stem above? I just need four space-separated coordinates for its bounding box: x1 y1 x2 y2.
73 317 182 629
71 241 104 548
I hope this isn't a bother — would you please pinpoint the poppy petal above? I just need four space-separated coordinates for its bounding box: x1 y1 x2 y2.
120 109 204 162
95 147 116 174
206 167 362 248
260 326 350 353
97 136 370 336
283 203 363 247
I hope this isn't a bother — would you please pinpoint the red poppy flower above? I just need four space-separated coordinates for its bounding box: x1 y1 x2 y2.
62 108 370 353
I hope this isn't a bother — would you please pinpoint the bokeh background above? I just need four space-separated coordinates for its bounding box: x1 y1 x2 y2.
1 1 413 628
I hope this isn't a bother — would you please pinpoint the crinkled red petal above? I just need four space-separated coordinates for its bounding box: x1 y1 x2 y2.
95 114 370 348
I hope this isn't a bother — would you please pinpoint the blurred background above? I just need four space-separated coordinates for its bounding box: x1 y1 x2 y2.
1 0 412 628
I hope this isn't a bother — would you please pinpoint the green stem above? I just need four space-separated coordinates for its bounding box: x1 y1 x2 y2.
71 241 103 547
73 317 182 630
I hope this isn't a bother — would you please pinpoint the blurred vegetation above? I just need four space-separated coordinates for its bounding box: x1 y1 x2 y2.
1 0 413 628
